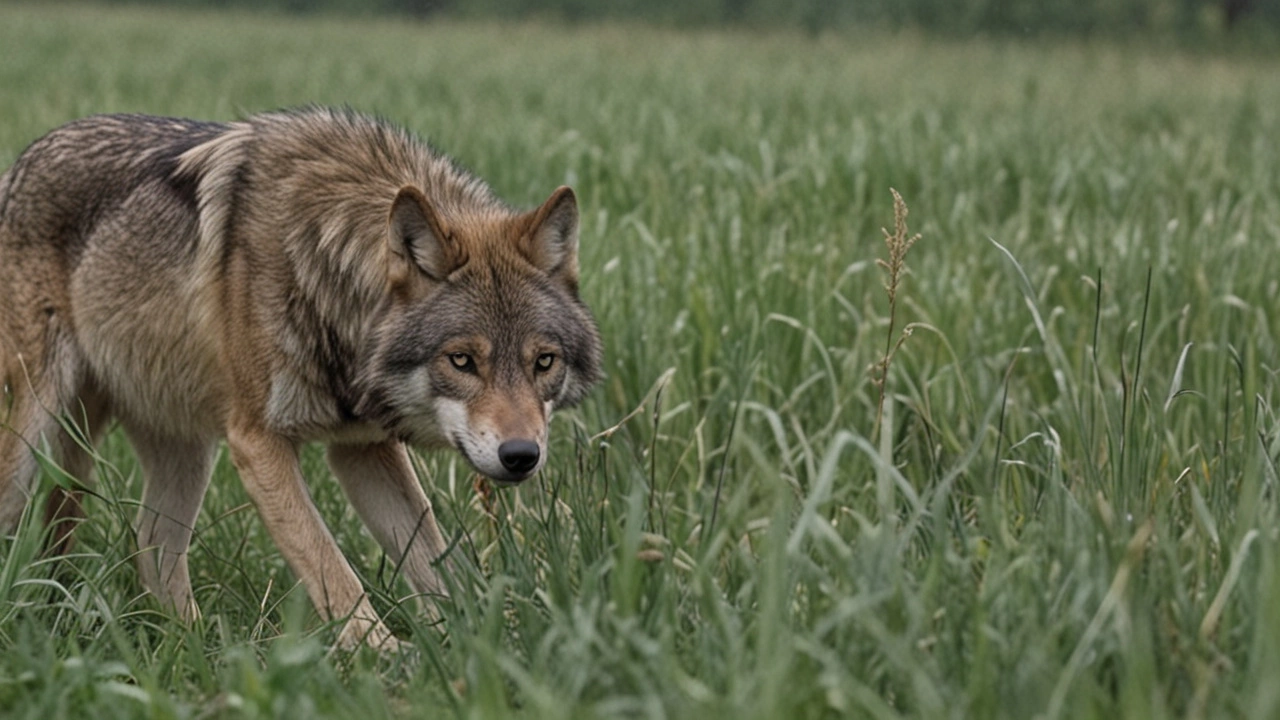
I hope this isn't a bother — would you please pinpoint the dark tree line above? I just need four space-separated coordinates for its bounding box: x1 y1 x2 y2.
99 0 1280 37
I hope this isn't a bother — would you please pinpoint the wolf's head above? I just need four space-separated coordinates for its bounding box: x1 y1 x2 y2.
359 185 602 484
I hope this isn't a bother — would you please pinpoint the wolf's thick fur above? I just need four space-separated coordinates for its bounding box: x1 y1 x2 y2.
0 108 601 648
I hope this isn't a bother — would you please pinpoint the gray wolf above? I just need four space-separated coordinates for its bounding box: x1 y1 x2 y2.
0 108 602 649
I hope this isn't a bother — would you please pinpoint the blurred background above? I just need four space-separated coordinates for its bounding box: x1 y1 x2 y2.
71 0 1280 41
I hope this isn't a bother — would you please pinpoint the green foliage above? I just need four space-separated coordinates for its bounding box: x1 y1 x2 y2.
2 4 1280 718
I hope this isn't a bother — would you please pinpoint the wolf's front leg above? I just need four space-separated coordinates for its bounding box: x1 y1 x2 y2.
130 430 216 621
326 441 451 604
226 423 401 651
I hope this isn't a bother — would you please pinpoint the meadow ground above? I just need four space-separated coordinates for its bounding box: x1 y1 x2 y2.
2 4 1280 718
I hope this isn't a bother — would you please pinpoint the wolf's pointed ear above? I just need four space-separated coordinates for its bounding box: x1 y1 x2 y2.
522 186 579 288
389 185 459 283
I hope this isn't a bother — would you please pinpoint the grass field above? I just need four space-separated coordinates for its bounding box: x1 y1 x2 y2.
2 3 1280 718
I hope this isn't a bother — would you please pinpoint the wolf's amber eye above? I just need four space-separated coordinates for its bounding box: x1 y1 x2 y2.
448 353 476 372
535 354 556 372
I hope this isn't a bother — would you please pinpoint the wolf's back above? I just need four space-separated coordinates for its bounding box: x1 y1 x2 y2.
0 115 228 263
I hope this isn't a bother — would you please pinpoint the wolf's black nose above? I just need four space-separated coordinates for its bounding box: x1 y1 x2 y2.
498 440 540 475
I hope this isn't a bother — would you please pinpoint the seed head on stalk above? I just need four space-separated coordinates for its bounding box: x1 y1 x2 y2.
870 188 921 440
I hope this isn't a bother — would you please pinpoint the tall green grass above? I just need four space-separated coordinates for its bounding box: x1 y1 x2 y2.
2 4 1280 718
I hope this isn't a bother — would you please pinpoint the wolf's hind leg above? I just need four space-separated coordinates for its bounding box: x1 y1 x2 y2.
129 428 215 621
0 336 88 536
0 362 38 534
40 388 110 556
326 441 451 602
